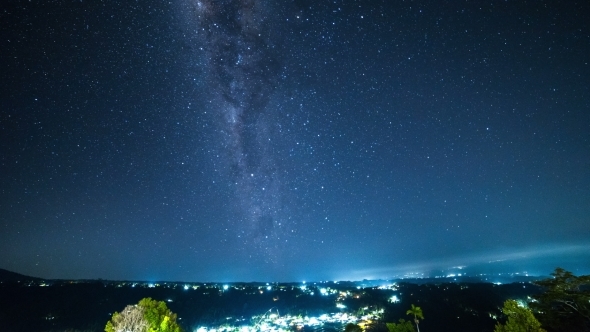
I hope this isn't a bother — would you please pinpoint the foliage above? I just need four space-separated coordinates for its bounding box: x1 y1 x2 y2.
344 322 363 332
105 298 182 332
406 304 424 332
494 299 546 332
105 304 149 332
138 298 182 332
386 318 416 332
530 267 590 332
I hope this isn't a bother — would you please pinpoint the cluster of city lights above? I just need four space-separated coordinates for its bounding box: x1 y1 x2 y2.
193 307 383 332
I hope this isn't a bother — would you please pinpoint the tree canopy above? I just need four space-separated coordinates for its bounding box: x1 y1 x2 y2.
494 299 545 332
530 268 590 332
105 304 148 332
105 297 182 332
387 318 416 332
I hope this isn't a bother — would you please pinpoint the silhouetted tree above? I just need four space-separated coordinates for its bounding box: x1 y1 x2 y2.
530 268 590 332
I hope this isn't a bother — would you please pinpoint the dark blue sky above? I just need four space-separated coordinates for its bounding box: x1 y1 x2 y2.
1 0 589 282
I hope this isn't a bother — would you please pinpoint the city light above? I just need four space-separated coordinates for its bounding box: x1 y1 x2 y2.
389 295 400 303
192 308 382 332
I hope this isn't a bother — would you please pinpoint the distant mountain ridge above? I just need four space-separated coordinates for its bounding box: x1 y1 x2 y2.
0 268 546 284
0 268 42 282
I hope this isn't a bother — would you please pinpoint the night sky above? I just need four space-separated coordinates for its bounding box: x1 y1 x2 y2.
1 0 589 282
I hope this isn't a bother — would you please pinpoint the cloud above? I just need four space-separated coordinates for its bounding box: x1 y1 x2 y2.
339 242 590 280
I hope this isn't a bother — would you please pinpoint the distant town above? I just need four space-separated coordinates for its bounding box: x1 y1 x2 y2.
1 267 546 332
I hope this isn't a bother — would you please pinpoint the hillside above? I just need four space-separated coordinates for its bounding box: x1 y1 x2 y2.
0 268 42 282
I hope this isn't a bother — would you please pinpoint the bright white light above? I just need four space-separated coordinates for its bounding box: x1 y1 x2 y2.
389 295 400 303
300 285 306 291
190 309 380 331
320 288 327 295
336 303 346 309
184 285 189 290
267 285 272 291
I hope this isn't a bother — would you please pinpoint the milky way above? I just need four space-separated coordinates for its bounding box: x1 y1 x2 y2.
183 0 288 260
3 0 588 282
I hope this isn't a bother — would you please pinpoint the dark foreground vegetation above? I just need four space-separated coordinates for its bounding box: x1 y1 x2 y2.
0 268 587 332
